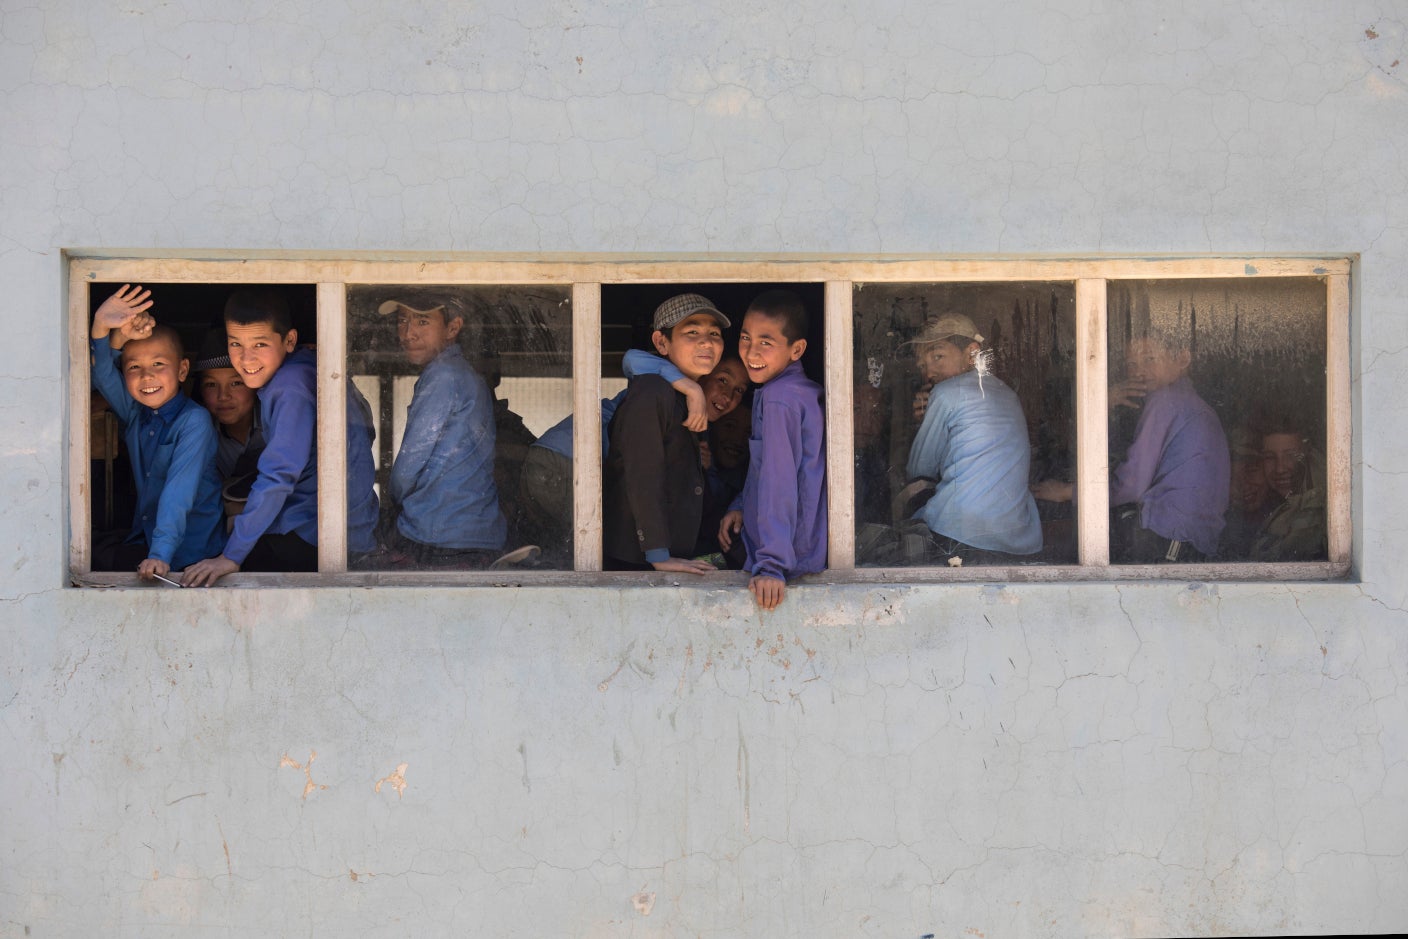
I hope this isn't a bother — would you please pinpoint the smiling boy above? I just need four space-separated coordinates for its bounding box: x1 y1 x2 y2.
88 285 224 580
718 290 827 610
182 289 378 585
377 296 506 567
603 293 731 573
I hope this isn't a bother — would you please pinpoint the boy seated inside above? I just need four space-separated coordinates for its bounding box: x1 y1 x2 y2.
1248 416 1327 561
193 327 265 530
718 290 827 611
376 295 506 568
603 294 732 573
1033 329 1229 562
89 284 224 580
521 352 747 564
898 313 1042 564
183 289 378 585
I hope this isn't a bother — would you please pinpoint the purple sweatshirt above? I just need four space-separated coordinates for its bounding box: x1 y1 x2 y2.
1110 375 1230 556
732 361 827 581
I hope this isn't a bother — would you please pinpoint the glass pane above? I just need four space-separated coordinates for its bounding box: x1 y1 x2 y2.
1104 278 1327 563
853 282 1077 567
87 282 318 576
347 285 573 570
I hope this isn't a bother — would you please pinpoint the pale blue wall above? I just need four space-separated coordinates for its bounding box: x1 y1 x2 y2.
3 3 1406 935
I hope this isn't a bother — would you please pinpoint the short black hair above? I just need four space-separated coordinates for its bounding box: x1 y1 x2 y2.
122 323 186 363
225 288 292 335
746 289 808 343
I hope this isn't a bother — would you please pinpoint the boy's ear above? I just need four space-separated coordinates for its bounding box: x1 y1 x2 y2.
446 316 464 341
177 357 190 383
283 328 298 352
651 329 670 356
789 337 808 361
1175 348 1192 370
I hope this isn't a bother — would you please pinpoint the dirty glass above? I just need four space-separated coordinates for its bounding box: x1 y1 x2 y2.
1103 278 1327 564
346 285 573 571
853 282 1077 567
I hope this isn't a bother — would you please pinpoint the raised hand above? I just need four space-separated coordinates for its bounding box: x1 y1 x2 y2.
91 284 154 339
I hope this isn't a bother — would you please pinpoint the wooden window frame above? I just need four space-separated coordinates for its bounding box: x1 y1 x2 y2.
67 253 1353 587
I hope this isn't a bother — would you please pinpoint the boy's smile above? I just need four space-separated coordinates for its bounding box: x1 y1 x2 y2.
654 311 724 381
738 311 805 385
701 359 748 419
226 321 297 390
121 334 188 410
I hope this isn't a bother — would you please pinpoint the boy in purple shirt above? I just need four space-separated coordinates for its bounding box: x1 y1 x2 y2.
1034 331 1229 561
719 290 827 610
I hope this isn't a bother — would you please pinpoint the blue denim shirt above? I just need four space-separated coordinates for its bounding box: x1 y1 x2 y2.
90 338 224 567
389 345 505 550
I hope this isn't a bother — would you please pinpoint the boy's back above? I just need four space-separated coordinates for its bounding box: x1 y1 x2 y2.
1110 374 1229 557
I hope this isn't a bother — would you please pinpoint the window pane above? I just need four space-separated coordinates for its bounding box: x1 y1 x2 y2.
1106 278 1327 564
346 285 573 571
853 282 1078 567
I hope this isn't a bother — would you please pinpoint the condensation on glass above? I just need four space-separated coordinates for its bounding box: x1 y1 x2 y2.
852 282 1077 567
346 285 573 570
1104 278 1328 564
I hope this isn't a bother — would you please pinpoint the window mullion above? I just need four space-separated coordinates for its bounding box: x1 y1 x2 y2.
1074 277 1110 566
572 282 603 572
1327 273 1352 567
68 269 93 575
316 282 349 573
825 280 856 570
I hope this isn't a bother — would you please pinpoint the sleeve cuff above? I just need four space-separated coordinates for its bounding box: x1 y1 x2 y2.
643 548 669 564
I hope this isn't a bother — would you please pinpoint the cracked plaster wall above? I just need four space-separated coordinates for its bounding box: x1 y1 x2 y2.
2 2 1406 936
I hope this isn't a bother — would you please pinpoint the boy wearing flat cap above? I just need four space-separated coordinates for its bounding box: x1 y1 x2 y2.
603 293 730 574
380 295 506 567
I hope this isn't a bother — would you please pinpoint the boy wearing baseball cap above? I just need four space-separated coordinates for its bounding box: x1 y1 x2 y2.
378 294 507 567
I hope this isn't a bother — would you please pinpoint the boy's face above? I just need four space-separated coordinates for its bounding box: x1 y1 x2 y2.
700 359 748 420
1125 338 1189 392
120 333 188 410
226 320 297 390
198 367 256 429
653 311 724 381
397 306 463 367
1232 454 1270 510
1261 431 1306 498
914 339 976 386
738 311 806 385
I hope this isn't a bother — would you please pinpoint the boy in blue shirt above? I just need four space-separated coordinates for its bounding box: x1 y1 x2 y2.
183 289 378 584
718 290 827 611
89 284 224 580
377 296 506 567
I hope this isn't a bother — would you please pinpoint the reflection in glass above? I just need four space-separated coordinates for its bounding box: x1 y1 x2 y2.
853 283 1077 567
1104 278 1327 563
347 285 572 570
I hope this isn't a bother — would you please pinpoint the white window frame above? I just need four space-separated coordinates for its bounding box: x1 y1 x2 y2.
67 253 1353 586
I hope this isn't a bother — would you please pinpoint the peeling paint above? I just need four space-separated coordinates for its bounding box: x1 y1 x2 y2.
631 889 656 916
374 762 409 799
279 750 328 800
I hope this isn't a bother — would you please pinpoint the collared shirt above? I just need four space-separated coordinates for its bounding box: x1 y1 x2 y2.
223 348 320 565
531 349 687 459
731 361 828 581
1110 375 1230 556
90 338 224 567
390 344 504 550
906 369 1042 555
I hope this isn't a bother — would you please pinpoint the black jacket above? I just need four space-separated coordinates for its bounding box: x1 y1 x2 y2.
603 375 706 565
